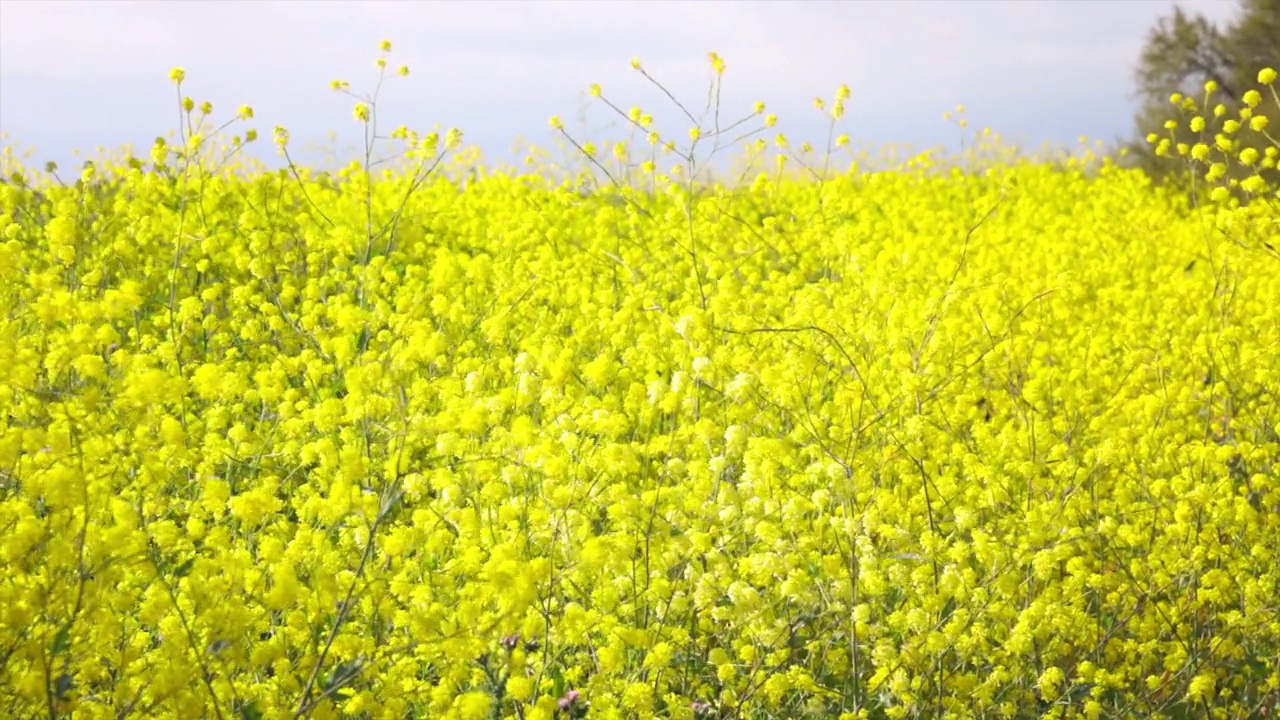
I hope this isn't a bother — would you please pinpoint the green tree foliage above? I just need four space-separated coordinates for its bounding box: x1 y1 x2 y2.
1125 0 1279 198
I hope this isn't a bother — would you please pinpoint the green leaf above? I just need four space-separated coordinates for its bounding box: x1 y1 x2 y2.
234 700 265 720
551 666 565 700
53 673 74 701
51 623 72 655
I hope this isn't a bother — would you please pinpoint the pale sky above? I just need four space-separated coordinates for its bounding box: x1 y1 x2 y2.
0 0 1243 173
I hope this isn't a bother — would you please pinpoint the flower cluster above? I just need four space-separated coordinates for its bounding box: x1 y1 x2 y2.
1147 68 1280 208
0 50 1277 720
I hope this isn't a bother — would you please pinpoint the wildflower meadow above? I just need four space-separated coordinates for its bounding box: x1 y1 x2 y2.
1 46 1278 720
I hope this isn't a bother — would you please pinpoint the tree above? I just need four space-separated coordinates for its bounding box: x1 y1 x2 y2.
1125 0 1280 201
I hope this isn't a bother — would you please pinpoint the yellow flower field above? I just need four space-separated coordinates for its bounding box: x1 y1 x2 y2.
1 51 1278 720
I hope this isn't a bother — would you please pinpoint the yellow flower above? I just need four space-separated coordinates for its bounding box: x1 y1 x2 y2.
379 39 392 52
454 691 491 720
1187 672 1217 703
549 116 563 130
1037 667 1065 701
168 67 186 84
506 675 534 701
1243 89 1262 108
353 102 371 123
589 83 602 98
1259 67 1277 85
237 105 253 119
709 51 725 74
